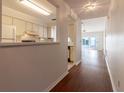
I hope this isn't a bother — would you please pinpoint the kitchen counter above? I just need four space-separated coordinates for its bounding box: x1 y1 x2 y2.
0 42 59 47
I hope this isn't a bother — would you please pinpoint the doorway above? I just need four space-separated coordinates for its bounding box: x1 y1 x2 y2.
67 16 76 70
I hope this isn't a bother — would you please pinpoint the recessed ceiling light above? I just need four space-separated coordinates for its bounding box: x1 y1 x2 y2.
19 0 51 16
87 2 96 10
83 2 97 11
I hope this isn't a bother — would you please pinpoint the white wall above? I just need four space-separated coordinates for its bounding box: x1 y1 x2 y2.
0 0 81 91
75 20 82 64
82 32 104 50
0 44 67 91
68 24 76 43
82 17 106 32
106 0 124 91
0 0 1 39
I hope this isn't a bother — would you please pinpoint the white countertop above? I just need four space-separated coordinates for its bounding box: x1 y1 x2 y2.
0 42 59 47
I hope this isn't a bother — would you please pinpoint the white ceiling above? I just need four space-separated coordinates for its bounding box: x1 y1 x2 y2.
64 0 110 19
81 17 107 32
2 0 56 22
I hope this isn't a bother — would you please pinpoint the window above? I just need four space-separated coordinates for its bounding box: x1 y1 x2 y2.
90 37 96 48
82 37 89 45
82 37 96 49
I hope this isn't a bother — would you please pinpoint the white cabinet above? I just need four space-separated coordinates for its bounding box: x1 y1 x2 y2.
2 24 16 42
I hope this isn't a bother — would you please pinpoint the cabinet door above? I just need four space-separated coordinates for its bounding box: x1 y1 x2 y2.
13 18 26 36
2 25 16 42
39 26 44 37
26 22 33 31
2 15 12 25
33 24 39 33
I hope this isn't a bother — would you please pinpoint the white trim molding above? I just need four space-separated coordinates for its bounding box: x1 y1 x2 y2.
105 56 117 92
76 60 81 66
43 71 69 92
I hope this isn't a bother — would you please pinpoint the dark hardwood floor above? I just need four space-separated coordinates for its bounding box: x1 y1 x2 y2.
51 49 113 92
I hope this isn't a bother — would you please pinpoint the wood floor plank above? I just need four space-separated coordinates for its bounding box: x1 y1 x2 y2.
51 49 113 92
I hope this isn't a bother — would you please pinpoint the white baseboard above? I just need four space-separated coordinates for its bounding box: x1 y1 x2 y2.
76 60 81 66
68 63 75 70
105 57 117 92
43 71 69 92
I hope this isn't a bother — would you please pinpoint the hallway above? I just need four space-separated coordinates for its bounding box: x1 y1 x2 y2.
51 49 113 92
